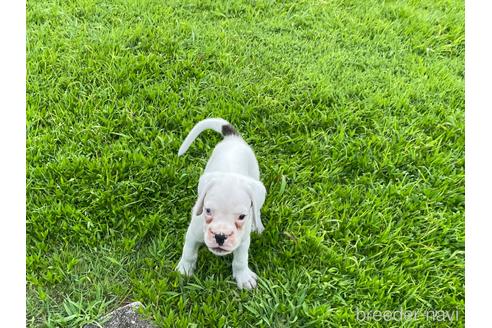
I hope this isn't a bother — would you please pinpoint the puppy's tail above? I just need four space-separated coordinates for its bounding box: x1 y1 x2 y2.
178 118 240 156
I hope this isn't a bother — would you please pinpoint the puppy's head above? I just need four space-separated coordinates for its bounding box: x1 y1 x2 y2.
193 179 256 256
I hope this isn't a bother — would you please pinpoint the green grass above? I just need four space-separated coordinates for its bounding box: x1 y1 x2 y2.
27 0 464 326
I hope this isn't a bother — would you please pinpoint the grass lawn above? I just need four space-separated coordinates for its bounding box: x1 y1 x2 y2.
27 0 464 326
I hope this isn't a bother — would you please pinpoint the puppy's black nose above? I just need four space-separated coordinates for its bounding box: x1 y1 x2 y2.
214 233 227 246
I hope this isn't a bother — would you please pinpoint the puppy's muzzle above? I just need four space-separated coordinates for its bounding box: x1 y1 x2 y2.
214 233 227 246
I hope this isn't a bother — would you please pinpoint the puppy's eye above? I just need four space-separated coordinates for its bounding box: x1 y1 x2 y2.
205 208 212 215
238 214 246 220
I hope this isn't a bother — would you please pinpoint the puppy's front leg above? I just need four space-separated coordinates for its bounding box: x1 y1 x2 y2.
232 236 257 289
176 217 202 276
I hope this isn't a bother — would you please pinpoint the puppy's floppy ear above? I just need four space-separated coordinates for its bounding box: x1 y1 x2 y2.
193 177 216 216
245 180 266 233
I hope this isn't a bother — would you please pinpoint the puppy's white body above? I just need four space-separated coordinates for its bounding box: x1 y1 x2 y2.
176 118 266 289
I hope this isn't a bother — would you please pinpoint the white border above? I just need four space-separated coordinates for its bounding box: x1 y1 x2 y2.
0 0 483 326
465 0 492 327
0 0 26 326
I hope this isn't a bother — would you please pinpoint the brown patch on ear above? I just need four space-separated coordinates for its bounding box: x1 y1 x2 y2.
221 124 239 136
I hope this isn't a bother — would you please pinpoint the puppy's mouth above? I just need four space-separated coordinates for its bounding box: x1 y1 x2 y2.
209 247 232 256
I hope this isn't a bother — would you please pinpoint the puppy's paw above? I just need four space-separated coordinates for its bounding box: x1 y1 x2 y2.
176 259 195 276
233 268 258 290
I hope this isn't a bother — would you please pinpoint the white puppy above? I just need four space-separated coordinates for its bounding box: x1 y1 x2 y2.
175 118 266 289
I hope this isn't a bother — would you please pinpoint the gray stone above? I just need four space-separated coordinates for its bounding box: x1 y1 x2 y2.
85 302 156 328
